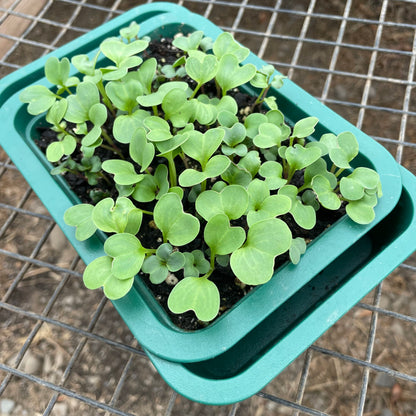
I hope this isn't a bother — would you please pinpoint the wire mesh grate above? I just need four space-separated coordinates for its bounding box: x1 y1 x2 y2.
1 0 416 415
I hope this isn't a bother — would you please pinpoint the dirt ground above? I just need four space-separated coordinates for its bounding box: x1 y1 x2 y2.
1 0 416 415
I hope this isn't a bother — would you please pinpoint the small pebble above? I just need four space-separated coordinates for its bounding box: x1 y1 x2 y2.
391 321 404 337
53 403 68 416
375 372 396 388
0 399 15 415
42 354 53 375
87 375 101 389
334 84 348 101
380 409 394 416
48 226 68 254
20 351 42 375
165 273 178 286
409 299 416 317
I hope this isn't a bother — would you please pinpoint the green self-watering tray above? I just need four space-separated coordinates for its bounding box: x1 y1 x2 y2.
0 2 409 399
147 165 416 405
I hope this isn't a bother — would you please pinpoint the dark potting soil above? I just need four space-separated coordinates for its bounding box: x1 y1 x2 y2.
35 37 345 331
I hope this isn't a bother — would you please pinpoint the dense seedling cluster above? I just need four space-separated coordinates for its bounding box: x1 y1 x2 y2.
20 22 382 322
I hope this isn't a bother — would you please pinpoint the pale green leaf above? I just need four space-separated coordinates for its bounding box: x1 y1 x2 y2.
292 116 319 139
102 160 143 185
204 213 246 255
104 233 146 279
64 204 96 241
154 193 200 246
19 85 57 115
167 276 220 322
216 54 256 95
92 197 142 234
83 255 134 299
230 218 292 285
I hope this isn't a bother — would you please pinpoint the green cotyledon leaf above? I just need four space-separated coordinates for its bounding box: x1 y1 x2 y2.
46 99 68 126
104 233 147 279
92 197 142 234
213 32 250 62
278 185 316 230
246 179 291 227
142 243 185 284
105 74 144 113
83 255 134 299
291 116 319 139
129 127 155 172
172 31 204 52
46 135 76 163
311 175 341 210
64 203 97 241
289 237 307 265
144 116 172 142
185 53 218 85
119 21 140 41
154 193 200 246
303 158 337 189
204 214 246 255
81 103 107 147
216 54 256 95
113 109 149 144
319 131 359 169
221 162 252 187
137 81 189 107
345 193 378 224
258 161 287 190
179 155 231 187
44 56 70 86
100 37 147 68
230 218 292 285
183 250 210 278
285 144 322 172
102 160 143 185
195 184 249 221
161 88 195 128
19 85 57 115
181 128 225 168
131 163 169 203
340 167 381 201
193 95 218 125
71 53 99 76
65 81 100 123
167 276 220 322
253 123 286 149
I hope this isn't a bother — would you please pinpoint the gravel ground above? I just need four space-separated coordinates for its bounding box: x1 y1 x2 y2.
1 0 416 415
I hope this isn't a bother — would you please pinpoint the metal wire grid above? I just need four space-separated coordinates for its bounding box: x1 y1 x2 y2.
0 0 415 415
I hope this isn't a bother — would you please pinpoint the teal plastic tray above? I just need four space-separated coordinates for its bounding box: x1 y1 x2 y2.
147 165 416 405
0 1 403 367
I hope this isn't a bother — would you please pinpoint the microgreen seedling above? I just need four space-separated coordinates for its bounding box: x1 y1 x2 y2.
142 243 185 284
21 23 383 323
216 54 257 96
172 31 205 53
230 218 292 285
154 193 200 246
